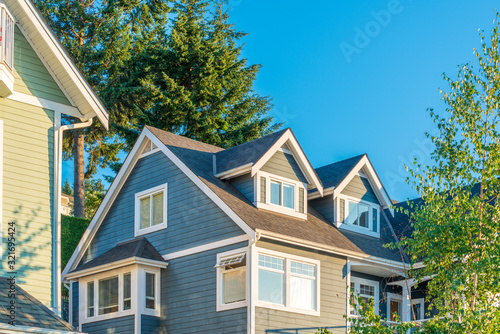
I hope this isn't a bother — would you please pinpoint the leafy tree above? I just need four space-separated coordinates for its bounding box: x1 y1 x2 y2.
109 0 280 148
33 0 170 217
84 178 106 220
61 179 73 197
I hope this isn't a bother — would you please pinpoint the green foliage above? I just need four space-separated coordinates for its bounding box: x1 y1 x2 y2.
84 178 106 219
61 215 90 272
109 0 281 148
393 12 500 332
62 179 73 196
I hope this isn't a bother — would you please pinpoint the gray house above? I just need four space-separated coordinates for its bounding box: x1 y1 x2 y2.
62 126 429 333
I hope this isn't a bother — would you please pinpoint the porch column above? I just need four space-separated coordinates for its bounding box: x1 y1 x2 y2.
402 285 411 322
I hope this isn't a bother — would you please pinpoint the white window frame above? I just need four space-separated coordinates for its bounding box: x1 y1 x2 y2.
139 139 160 158
349 276 379 317
387 294 426 322
337 194 380 238
80 266 136 324
255 171 307 220
411 298 425 321
255 247 320 316
134 183 168 237
216 247 248 312
79 264 162 325
387 293 403 322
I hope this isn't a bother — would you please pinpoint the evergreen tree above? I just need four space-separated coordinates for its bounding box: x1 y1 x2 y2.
33 0 170 217
84 178 106 219
109 0 280 148
61 179 74 197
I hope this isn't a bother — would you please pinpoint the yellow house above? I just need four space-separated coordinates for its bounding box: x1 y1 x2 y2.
0 0 108 319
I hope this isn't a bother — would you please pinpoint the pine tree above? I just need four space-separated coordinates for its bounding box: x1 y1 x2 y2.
109 0 280 148
34 0 170 217
61 179 74 197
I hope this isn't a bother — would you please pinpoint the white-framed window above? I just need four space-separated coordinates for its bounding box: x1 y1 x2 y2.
216 248 248 312
255 171 307 219
350 277 379 316
386 294 426 322
80 264 162 324
135 183 168 237
338 195 380 237
0 5 15 70
140 139 159 158
255 248 320 316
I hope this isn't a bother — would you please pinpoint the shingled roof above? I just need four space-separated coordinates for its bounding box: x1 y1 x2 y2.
314 154 365 190
147 126 401 261
72 237 165 273
0 277 77 332
214 128 289 175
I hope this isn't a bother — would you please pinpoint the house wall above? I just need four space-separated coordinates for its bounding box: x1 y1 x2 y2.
231 173 254 203
142 315 161 334
261 150 307 183
81 315 134 334
310 195 334 222
255 239 348 334
161 241 248 333
71 282 79 328
81 150 245 265
341 175 379 204
0 100 54 305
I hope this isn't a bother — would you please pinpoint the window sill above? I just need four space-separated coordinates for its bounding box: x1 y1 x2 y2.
255 202 307 220
217 300 247 312
80 309 135 325
135 222 168 237
338 223 379 238
255 301 320 317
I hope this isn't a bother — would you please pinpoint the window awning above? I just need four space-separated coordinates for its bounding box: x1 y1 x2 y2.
215 254 245 268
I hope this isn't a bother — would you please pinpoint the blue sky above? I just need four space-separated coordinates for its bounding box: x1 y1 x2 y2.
63 0 498 201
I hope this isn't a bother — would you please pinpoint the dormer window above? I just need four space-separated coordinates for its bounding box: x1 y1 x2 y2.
270 180 295 209
0 5 14 70
338 195 380 237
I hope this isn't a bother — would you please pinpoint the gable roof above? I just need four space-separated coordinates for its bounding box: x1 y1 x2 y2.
215 129 288 175
71 237 166 274
0 277 77 332
3 0 108 127
314 154 365 190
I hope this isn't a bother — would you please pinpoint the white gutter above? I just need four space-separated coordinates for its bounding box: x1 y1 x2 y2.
0 323 82 334
53 117 93 316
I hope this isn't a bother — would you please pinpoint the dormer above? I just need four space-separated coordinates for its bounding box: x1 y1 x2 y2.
310 154 393 238
0 4 14 97
214 128 323 219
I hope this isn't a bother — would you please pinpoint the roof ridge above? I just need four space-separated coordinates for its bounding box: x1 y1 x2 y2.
314 153 366 171
215 128 289 156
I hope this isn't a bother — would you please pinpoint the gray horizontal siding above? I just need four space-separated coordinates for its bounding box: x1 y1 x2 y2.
255 239 347 334
71 282 79 328
81 315 134 334
142 315 160 334
341 175 380 204
81 151 245 265
310 195 334 222
161 242 248 333
261 150 307 183
231 174 254 203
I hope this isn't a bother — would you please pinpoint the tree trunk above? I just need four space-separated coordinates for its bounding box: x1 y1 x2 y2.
73 127 85 218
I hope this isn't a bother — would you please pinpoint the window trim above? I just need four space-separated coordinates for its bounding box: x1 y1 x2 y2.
134 183 168 237
139 140 160 158
255 171 307 220
386 294 426 321
254 247 320 317
337 194 380 238
349 276 380 317
216 247 248 312
141 268 161 316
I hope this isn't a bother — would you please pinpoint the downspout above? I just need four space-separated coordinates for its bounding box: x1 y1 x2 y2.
247 232 261 334
54 118 93 316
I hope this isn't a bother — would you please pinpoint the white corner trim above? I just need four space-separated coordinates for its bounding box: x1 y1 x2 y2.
163 235 249 261
145 128 257 241
250 129 323 195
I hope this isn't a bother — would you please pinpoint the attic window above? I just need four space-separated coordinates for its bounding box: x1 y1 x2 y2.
141 140 159 157
0 5 14 70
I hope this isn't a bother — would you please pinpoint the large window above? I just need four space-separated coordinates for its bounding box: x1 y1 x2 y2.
350 277 379 316
145 272 156 309
135 184 168 236
256 250 320 315
86 272 130 319
216 249 247 311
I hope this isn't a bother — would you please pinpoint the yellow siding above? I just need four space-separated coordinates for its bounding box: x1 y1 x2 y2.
13 27 71 105
0 97 54 307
